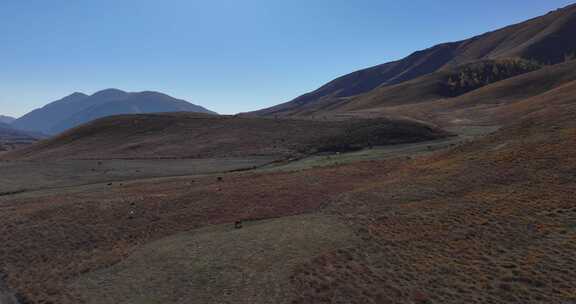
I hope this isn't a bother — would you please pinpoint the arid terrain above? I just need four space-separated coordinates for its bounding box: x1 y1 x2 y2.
0 125 476 304
2 3 576 304
1 103 575 303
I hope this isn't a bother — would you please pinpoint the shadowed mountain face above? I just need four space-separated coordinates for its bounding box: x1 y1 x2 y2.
253 4 576 117
0 115 15 124
0 122 43 151
0 121 12 129
0 121 44 138
0 125 38 138
11 92 90 134
12 89 216 135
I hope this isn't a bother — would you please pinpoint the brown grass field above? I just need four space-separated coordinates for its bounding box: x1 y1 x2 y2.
3 4 576 304
1 96 575 303
2 55 576 304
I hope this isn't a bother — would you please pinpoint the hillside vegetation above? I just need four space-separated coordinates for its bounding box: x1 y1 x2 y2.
3 113 449 161
440 59 542 97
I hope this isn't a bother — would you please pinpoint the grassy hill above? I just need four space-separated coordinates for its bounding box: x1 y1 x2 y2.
3 113 449 161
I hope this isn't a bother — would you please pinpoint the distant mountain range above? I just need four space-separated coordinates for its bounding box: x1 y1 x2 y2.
0 115 15 124
12 89 216 135
253 4 576 118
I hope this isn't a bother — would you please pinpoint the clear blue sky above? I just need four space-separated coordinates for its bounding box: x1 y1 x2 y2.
1 0 574 117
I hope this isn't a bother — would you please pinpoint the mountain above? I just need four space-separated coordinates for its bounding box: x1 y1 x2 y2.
11 92 90 134
0 121 12 129
0 115 15 124
253 4 576 117
12 89 216 134
48 91 217 134
2 113 449 160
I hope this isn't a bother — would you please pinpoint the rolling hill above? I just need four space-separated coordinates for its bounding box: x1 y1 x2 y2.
252 3 576 117
2 113 449 161
12 89 216 135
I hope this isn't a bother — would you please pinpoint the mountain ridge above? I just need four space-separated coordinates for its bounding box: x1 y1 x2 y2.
252 3 576 117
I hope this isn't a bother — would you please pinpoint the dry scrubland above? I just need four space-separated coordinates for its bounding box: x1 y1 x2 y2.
0 100 575 303
0 157 276 194
0 114 449 303
73 214 358 304
2 76 576 303
2 6 576 301
291 113 576 303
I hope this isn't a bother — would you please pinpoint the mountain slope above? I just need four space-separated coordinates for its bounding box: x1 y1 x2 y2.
253 3 576 117
12 92 91 133
0 121 13 130
0 115 15 124
12 89 215 134
270 58 543 117
368 59 576 126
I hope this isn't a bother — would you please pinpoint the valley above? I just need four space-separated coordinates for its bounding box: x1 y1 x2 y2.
1 3 576 304
1 111 574 303
0 120 487 304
